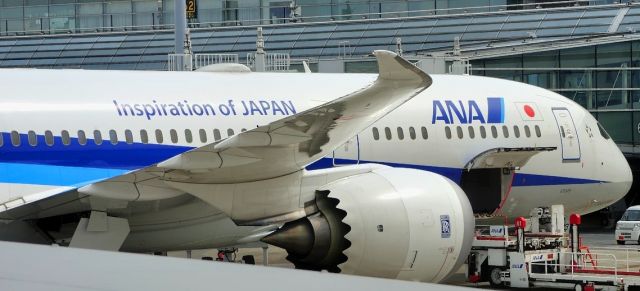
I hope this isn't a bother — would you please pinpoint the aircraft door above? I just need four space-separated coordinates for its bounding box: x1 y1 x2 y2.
462 147 556 214
333 135 360 166
552 108 581 161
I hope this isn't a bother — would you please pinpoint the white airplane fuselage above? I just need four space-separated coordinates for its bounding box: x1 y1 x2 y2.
0 69 632 250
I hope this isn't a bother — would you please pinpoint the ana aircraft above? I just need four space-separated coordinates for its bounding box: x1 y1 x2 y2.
0 51 632 283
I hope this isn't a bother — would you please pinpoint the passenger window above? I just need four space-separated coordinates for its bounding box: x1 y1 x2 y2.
513 126 520 138
199 129 207 143
109 130 118 145
10 131 20 147
385 127 392 140
140 130 149 144
170 129 178 143
456 126 463 139
421 127 428 139
468 126 475 139
125 130 133 144
45 130 54 146
185 129 193 143
28 130 37 146
227 129 235 137
480 126 487 139
535 125 542 138
491 126 498 138
213 129 221 141
94 130 103 145
445 126 452 139
61 130 71 145
502 126 509 138
77 130 86 145
155 129 163 144
372 127 380 140
524 125 531 138
409 127 416 140
397 127 404 140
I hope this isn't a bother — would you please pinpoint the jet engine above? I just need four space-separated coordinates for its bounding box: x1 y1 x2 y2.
262 167 474 283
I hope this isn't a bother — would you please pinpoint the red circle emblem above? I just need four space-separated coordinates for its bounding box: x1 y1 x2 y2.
524 105 535 118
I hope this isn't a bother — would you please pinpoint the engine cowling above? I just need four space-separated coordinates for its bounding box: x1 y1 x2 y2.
262 167 474 283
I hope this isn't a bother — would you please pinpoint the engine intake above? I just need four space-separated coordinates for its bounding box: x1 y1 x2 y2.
262 167 474 283
262 191 350 272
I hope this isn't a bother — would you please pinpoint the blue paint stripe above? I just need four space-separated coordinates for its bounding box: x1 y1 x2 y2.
0 132 191 170
487 97 504 123
511 173 600 187
0 162 128 187
500 97 505 123
0 158 603 188
0 132 603 188
307 158 602 187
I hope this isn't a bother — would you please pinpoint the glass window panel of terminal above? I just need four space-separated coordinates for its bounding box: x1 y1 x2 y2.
598 112 632 143
596 91 628 110
560 46 596 67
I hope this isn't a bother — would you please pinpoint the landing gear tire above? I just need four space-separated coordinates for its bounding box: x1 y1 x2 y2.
617 240 625 245
488 266 505 288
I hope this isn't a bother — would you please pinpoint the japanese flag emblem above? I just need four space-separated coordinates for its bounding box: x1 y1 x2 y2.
515 102 543 121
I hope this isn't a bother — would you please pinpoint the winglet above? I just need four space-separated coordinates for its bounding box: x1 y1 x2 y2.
373 50 432 87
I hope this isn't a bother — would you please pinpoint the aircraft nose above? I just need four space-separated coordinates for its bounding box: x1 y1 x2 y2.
611 149 633 199
621 156 633 190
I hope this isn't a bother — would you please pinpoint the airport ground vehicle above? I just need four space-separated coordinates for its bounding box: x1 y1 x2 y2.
468 206 640 290
615 206 640 245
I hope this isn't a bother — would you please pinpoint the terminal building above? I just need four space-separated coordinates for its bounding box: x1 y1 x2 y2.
0 0 611 36
0 0 639 220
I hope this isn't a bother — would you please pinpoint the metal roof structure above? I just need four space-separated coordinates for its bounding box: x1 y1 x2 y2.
0 3 639 70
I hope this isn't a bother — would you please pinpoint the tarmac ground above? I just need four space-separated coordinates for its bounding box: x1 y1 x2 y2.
165 229 638 290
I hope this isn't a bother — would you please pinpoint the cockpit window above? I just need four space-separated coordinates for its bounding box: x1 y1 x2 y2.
597 122 610 140
621 210 640 221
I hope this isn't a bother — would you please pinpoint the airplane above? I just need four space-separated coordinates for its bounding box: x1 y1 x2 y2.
0 51 631 284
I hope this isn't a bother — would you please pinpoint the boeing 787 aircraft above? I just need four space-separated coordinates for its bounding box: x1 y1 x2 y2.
0 51 632 283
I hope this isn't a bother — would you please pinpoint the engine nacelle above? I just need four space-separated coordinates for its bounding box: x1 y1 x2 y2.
262 167 474 283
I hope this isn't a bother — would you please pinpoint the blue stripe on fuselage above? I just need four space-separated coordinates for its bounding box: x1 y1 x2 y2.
307 158 602 187
0 162 127 187
0 132 190 170
0 133 603 187
0 159 602 188
307 158 464 182
511 173 600 187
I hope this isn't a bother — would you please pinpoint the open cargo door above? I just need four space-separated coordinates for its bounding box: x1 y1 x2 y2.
461 147 556 214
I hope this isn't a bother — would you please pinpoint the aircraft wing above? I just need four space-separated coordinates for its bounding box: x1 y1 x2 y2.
0 50 430 219
77 49 431 204
151 50 431 184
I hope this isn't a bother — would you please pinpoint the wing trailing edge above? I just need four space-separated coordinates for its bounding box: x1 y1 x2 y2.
156 50 432 183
